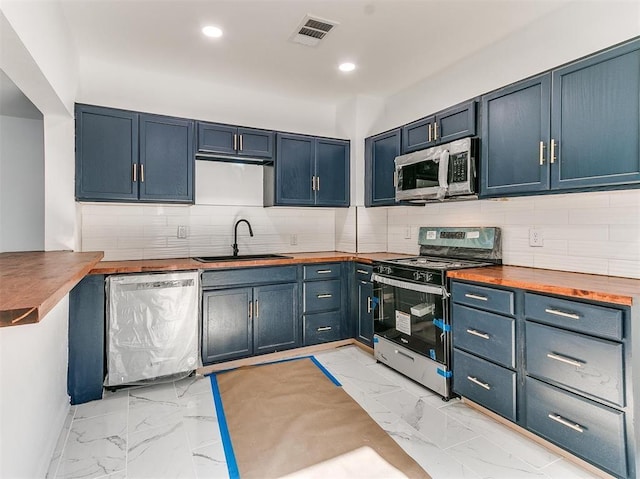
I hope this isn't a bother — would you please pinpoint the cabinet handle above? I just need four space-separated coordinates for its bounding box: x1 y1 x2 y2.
316 176 320 191
464 293 488 301
255 300 259 319
249 300 253 320
428 123 433 142
546 352 584 368
132 163 138 182
395 349 415 361
466 329 490 340
367 296 372 313
393 170 398 187
467 376 491 390
317 293 332 299
548 413 584 433
140 164 144 183
550 138 556 164
316 269 332 274
317 326 332 332
357 269 369 274
233 133 238 151
539 141 546 165
433 122 438 140
312 176 316 191
239 134 243 151
544 308 580 320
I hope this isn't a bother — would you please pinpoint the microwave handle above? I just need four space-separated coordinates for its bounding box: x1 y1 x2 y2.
372 274 448 297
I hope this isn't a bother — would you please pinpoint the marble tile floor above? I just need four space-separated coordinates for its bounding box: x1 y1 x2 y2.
46 346 603 479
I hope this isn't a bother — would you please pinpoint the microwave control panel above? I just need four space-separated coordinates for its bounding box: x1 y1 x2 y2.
449 152 468 183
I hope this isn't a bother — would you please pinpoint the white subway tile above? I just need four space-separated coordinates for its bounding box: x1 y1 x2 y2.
533 254 608 276
569 240 640 260
608 259 640 279
502 252 534 267
609 189 640 207
609 225 640 241
117 237 167 249
569 207 639 225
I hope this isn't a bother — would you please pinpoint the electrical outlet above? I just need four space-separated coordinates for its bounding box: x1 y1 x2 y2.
404 226 411 240
290 234 297 245
177 225 187 239
529 227 543 247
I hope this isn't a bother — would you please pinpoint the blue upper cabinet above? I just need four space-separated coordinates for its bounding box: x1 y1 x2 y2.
139 114 194 202
401 101 476 154
76 104 194 203
481 75 551 197
315 138 350 207
75 105 139 201
268 133 350 207
196 121 274 162
365 128 401 206
551 40 640 190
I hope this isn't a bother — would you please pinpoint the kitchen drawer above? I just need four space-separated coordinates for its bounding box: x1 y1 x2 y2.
452 282 514 316
303 263 341 280
202 266 297 288
525 377 627 478
525 293 623 341
452 303 515 368
304 279 342 313
453 348 516 421
354 263 373 282
304 311 342 345
526 321 624 407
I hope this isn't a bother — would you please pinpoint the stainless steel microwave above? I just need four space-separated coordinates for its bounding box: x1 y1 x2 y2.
395 137 477 202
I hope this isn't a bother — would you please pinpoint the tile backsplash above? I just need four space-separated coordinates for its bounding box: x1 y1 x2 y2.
81 204 337 260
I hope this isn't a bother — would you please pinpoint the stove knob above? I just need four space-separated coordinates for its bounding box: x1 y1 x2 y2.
413 271 422 281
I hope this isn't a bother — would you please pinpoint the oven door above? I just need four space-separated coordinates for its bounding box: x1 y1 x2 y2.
372 274 449 364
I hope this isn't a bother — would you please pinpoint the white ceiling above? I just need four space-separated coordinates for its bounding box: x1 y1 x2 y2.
59 0 574 103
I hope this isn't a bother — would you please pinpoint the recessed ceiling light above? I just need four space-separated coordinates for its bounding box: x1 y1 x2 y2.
202 26 223 38
339 62 356 72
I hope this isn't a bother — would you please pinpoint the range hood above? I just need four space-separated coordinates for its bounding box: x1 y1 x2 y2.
195 153 274 166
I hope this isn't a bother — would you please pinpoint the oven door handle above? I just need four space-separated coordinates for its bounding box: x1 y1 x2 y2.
372 274 448 297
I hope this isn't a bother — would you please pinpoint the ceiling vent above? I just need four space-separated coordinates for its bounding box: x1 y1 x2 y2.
290 15 338 47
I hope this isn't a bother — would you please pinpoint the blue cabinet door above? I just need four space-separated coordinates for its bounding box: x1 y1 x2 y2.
197 122 237 156
202 288 252 364
139 114 194 203
436 101 476 144
551 40 640 190
253 283 299 354
357 280 374 346
237 127 274 159
75 104 139 201
481 75 551 197
365 128 401 206
275 133 315 205
315 138 350 207
402 116 435 153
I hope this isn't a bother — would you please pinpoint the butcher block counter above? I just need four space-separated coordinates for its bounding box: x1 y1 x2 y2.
447 265 640 306
0 251 104 327
89 252 412 275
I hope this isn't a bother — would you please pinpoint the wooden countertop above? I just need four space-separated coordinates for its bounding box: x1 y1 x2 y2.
0 251 104 327
448 265 640 306
89 252 413 275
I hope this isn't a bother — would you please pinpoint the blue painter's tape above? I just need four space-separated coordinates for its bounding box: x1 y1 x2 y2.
372 296 380 308
209 374 239 479
310 356 342 387
373 336 379 343
437 368 452 378
433 318 451 332
429 349 436 360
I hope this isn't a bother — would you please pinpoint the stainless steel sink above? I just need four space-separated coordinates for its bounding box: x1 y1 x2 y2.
192 254 292 263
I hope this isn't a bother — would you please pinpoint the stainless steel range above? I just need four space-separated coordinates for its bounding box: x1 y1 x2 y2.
372 226 501 400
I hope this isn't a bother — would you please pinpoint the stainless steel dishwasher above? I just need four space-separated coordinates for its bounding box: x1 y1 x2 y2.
105 271 200 387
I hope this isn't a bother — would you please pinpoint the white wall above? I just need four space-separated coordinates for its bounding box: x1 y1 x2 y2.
0 115 45 252
0 298 71 479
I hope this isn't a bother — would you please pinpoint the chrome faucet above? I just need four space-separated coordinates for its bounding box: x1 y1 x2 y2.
232 219 253 256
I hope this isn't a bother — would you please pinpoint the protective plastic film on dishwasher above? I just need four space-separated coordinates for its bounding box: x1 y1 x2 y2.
105 271 200 387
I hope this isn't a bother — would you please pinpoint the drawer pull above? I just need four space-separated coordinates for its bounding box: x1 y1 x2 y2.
357 269 369 274
465 293 488 301
316 269 332 274
395 349 415 361
467 376 491 390
546 352 584 368
548 413 584 433
317 293 332 299
544 308 580 320
466 329 490 340
317 326 332 332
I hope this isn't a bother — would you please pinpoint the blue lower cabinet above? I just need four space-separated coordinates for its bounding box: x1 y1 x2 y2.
253 283 298 354
68 275 105 405
304 311 342 345
526 377 627 478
